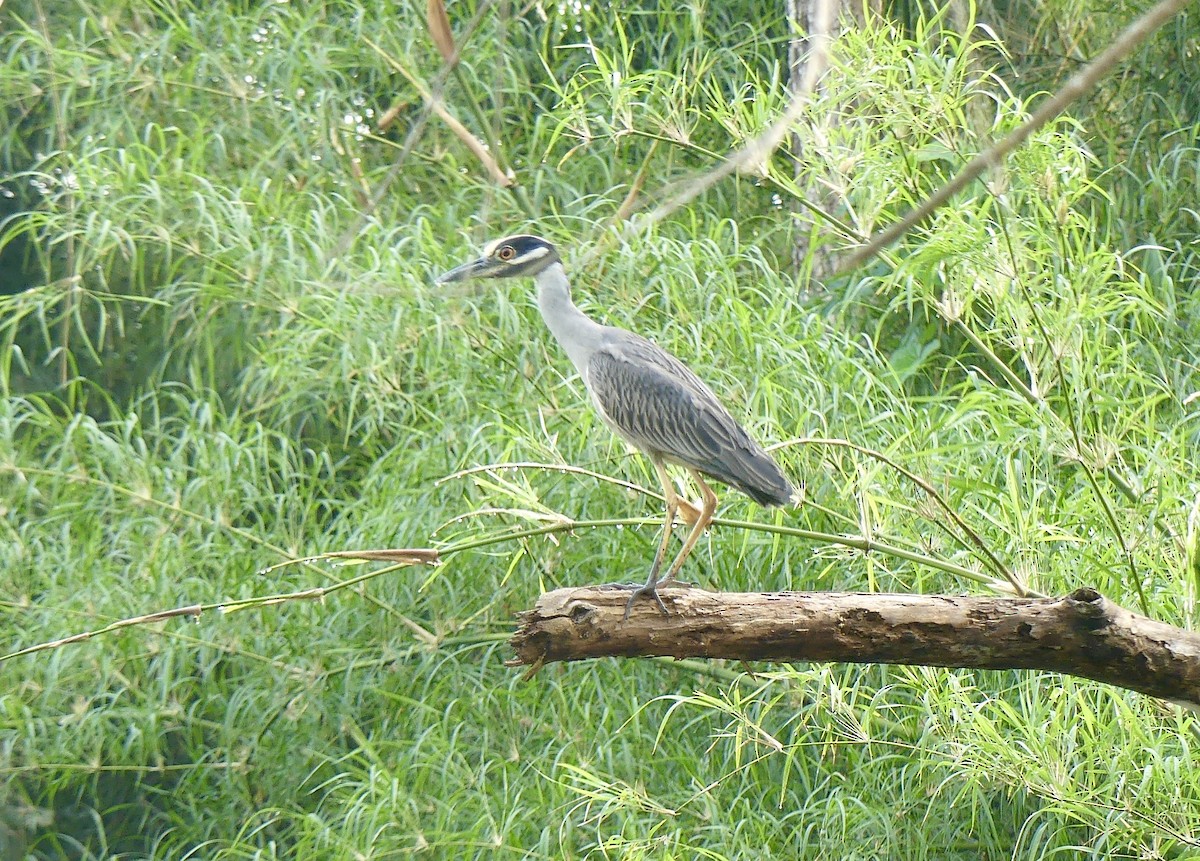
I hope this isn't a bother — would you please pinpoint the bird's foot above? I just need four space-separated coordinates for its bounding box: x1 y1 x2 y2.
622 581 669 620
594 580 671 617
599 578 692 590
598 580 692 619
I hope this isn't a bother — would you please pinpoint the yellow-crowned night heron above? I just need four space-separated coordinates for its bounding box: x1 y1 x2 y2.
437 234 794 617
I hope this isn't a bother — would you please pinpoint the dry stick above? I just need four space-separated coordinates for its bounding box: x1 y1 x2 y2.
331 0 496 260
611 139 661 224
33 0 78 387
510 586 1200 707
785 436 1027 594
438 461 1025 596
567 0 834 273
424 0 517 196
426 0 456 62
437 461 661 501
370 40 513 189
2 553 439 664
837 0 1195 273
0 463 418 628
441 514 1009 589
322 548 441 564
582 0 836 269
3 604 207 664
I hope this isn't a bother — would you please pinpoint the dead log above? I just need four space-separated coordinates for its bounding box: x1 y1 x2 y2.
509 585 1200 706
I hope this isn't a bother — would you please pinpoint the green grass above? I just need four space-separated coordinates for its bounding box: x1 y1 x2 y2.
1 0 1199 858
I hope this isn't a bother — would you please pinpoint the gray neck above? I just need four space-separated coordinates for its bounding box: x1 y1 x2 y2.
534 262 605 374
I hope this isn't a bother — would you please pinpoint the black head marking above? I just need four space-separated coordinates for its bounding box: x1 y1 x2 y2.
435 233 562 283
482 234 561 276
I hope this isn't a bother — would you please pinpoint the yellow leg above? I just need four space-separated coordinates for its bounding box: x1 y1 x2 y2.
657 470 717 586
645 459 679 587
650 458 701 525
622 458 683 618
624 468 718 620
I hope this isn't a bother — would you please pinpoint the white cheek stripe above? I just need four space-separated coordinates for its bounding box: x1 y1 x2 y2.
515 246 550 264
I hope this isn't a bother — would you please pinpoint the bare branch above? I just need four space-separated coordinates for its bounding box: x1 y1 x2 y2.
621 0 836 238
426 0 456 63
365 36 513 188
838 0 1194 273
510 586 1200 707
2 550 440 663
3 605 204 664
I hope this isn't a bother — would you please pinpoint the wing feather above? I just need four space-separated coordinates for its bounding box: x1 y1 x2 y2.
585 332 793 506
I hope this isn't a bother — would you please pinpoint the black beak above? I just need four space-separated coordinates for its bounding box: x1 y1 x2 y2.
435 256 496 284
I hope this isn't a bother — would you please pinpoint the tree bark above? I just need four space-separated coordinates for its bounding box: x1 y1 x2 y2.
509 586 1200 706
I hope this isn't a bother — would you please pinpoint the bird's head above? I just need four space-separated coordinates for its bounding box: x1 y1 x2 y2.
435 234 561 283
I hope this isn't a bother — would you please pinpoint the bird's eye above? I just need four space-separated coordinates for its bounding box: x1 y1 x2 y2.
497 246 516 261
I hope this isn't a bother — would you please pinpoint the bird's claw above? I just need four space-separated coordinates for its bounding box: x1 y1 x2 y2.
622 582 669 620
599 579 691 619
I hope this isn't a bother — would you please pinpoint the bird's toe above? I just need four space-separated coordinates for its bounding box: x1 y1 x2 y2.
622 583 670 620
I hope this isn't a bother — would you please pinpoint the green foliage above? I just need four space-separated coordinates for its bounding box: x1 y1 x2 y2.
1 0 1198 858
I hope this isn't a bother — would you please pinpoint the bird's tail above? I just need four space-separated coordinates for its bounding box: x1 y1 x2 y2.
705 446 795 507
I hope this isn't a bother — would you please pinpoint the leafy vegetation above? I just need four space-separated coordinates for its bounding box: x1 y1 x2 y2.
1 0 1198 857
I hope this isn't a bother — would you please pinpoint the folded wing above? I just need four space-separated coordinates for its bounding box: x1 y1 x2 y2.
585 332 794 507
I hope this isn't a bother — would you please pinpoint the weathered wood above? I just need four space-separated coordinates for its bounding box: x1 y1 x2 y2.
509 586 1200 706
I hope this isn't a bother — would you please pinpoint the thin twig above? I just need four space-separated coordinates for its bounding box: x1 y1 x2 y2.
437 514 1016 590
640 0 834 226
363 36 512 188
837 0 1195 273
0 463 431 627
3 605 204 663
437 460 661 500
2 556 438 664
611 139 661 224
322 548 441 564
577 0 836 269
3 494 1020 664
781 436 1025 594
332 0 496 259
993 213 1151 614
